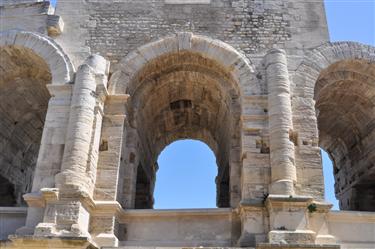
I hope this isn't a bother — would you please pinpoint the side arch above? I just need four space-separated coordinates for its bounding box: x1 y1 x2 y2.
0 30 75 207
294 41 375 210
0 30 75 84
295 41 375 95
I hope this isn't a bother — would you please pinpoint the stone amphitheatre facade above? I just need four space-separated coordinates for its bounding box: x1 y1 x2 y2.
0 0 374 248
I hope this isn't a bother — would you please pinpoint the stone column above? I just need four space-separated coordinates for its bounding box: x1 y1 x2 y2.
262 50 331 246
55 54 109 194
86 79 108 195
35 54 110 237
266 49 296 196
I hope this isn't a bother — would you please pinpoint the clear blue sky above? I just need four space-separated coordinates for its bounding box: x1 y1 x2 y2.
50 0 374 209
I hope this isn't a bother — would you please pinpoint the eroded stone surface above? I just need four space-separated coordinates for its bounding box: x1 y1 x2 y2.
0 1 375 249
0 45 51 206
315 59 375 211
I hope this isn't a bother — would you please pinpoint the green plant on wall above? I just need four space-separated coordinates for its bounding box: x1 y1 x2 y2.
308 203 318 213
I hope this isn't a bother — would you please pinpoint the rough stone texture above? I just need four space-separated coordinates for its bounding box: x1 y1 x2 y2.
53 0 329 65
0 1 375 249
0 29 75 235
0 2 61 37
0 45 50 206
293 43 375 211
266 49 296 196
111 33 252 210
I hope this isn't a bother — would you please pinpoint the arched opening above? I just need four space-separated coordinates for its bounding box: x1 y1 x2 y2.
321 149 339 210
0 175 17 207
0 45 51 206
153 139 217 209
315 59 375 211
116 44 244 209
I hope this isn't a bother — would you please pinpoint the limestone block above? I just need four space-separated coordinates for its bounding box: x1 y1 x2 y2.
2 1 375 247
47 15 64 37
237 203 267 247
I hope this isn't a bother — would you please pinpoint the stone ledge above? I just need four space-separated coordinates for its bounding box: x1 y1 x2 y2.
120 207 233 219
257 244 340 249
165 0 211 4
267 195 314 203
7 235 97 249
0 207 27 214
104 247 253 249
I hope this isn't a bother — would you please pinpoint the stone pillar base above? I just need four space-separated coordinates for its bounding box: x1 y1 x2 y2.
264 196 339 248
7 236 97 249
237 200 267 247
265 195 316 244
27 188 92 238
91 233 118 247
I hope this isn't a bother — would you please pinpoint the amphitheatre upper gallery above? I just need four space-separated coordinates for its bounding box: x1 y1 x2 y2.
0 0 374 249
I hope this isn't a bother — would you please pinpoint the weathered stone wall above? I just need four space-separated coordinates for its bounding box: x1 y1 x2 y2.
0 2 53 34
55 0 329 66
52 0 330 204
1 1 375 248
0 45 51 206
293 43 375 211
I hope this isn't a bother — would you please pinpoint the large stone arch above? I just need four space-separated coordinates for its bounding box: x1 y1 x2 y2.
294 41 375 210
0 30 74 85
108 32 253 95
104 33 255 210
0 30 75 206
295 42 374 91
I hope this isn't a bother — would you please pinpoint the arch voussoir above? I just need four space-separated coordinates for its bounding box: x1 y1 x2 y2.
296 41 375 95
109 33 254 95
0 30 74 85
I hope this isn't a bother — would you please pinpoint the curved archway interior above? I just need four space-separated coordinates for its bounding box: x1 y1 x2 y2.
316 59 375 211
0 175 16 207
153 139 217 209
0 45 51 206
118 51 241 209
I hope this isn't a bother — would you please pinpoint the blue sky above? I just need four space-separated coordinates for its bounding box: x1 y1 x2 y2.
50 0 374 209
325 0 375 45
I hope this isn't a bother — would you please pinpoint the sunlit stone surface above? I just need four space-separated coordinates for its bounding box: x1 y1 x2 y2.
0 1 374 249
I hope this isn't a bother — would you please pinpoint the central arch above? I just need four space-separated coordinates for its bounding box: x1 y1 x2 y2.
110 33 254 209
